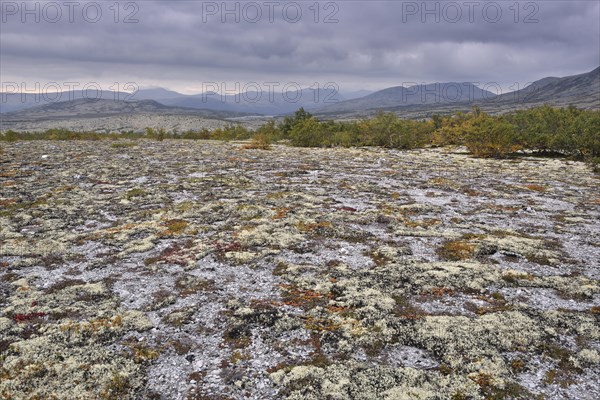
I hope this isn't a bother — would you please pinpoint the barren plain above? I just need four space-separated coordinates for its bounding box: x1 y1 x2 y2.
1 140 599 399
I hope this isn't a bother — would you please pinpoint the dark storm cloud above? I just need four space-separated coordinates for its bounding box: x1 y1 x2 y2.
1 0 598 93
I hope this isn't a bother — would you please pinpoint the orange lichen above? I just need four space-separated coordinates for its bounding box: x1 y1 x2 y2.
279 284 332 309
272 207 291 220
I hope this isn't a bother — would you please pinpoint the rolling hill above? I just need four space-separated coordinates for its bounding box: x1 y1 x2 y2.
0 98 251 121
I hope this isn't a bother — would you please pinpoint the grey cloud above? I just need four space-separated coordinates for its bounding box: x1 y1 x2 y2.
1 0 598 93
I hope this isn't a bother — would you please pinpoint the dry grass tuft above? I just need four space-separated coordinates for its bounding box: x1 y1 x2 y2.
242 134 272 150
437 240 476 261
525 184 547 192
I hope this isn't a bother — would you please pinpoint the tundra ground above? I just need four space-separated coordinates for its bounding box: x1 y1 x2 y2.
1 140 599 399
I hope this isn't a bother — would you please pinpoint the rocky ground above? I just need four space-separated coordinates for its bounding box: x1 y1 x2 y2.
1 140 599 399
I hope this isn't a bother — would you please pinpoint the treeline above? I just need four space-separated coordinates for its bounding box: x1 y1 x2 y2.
0 125 254 142
1 105 598 170
277 106 600 170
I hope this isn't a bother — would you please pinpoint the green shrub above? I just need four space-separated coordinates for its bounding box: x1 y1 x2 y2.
432 112 470 146
211 124 251 141
2 130 19 142
575 110 600 158
279 107 313 139
462 113 521 158
289 117 327 147
363 112 397 147
243 133 272 150
328 130 355 147
253 119 280 141
157 128 166 141
181 129 211 140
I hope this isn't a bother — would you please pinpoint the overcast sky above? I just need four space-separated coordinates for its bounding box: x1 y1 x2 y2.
1 0 599 94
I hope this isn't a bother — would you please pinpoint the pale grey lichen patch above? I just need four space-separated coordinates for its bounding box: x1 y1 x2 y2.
413 312 541 371
0 278 153 399
383 345 439 369
499 287 599 311
270 362 482 400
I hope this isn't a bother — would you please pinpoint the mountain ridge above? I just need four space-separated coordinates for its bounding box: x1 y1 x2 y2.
2 67 598 119
315 67 599 115
0 98 253 121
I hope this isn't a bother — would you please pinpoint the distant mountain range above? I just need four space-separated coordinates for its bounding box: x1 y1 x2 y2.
153 87 342 115
0 86 369 116
1 90 131 114
1 67 598 120
0 98 253 122
491 67 600 108
316 82 496 114
318 67 599 117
